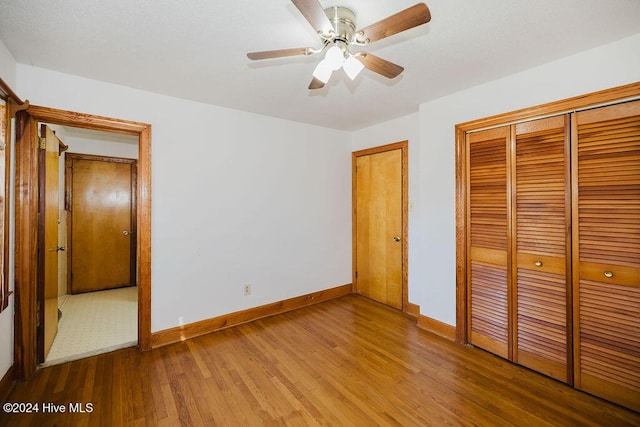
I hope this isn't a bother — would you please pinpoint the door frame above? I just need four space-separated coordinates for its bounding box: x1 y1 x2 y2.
14 105 151 380
352 141 409 312
65 153 138 293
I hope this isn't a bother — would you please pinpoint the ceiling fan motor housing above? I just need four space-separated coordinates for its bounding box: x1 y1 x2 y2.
324 7 356 44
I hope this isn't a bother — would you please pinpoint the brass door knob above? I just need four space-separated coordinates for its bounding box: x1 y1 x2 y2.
393 236 401 242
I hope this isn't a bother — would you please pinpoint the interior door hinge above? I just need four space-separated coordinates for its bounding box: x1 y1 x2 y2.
38 137 46 149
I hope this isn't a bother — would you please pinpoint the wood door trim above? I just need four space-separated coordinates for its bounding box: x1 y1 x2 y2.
0 104 10 312
65 153 138 293
352 141 409 312
36 124 45 362
0 103 11 313
65 153 137 164
454 82 640 345
14 105 151 380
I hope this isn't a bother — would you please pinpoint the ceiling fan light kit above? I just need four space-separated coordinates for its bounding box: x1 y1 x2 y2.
343 55 365 80
247 1 431 90
312 59 333 83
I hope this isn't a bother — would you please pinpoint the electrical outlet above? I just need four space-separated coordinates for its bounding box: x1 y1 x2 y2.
243 284 252 296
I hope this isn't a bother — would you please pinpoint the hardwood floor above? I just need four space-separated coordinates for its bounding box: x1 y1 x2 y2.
2 295 638 426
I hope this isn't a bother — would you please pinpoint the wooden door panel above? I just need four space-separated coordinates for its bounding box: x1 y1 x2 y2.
70 156 134 293
469 261 508 358
513 116 570 382
574 100 640 411
39 125 60 361
467 127 510 358
355 149 402 309
516 268 567 380
578 280 640 411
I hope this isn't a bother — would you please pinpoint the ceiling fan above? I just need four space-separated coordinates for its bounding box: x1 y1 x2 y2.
247 1 431 90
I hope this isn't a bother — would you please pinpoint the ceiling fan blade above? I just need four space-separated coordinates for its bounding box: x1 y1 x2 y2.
291 0 334 35
308 77 325 90
357 53 404 79
247 47 311 60
356 3 431 44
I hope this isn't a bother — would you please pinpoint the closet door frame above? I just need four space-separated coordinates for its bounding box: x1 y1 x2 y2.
455 82 640 344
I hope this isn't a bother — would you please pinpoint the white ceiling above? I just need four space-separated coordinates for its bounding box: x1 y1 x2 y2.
1 0 639 131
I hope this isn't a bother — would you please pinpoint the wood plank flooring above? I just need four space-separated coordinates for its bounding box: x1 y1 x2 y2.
2 295 639 426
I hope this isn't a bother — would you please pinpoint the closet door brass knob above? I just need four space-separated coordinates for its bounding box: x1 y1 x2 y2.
393 236 401 242
604 271 614 278
534 261 542 267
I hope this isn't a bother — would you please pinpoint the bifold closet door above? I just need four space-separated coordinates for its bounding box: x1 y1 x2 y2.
513 116 571 383
573 100 640 411
466 127 510 359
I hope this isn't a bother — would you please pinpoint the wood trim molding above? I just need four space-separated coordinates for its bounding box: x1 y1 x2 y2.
14 111 39 379
14 105 152 380
0 365 15 403
405 302 420 319
454 82 640 348
0 76 26 106
151 284 353 349
0 104 9 312
417 314 456 341
0 77 29 119
352 141 410 313
25 105 146 135
455 126 467 344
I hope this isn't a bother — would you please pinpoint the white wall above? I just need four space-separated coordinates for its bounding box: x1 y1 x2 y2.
352 33 640 326
17 66 353 332
0 38 16 381
63 133 139 160
0 40 16 87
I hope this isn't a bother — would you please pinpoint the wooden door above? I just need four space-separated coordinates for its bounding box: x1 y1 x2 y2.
354 147 403 309
38 125 61 361
466 127 510 359
513 116 571 382
572 100 640 411
67 154 136 293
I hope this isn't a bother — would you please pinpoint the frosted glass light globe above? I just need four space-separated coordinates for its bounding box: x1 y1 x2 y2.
325 45 345 71
343 56 364 80
312 60 333 83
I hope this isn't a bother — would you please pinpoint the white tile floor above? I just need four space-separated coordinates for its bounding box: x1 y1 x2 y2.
43 286 138 366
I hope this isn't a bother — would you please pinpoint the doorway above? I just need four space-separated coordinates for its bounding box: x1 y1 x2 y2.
352 141 408 311
39 128 139 365
14 106 151 380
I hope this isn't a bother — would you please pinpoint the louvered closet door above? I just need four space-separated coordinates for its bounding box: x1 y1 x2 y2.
573 100 640 412
513 116 571 383
467 127 510 358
